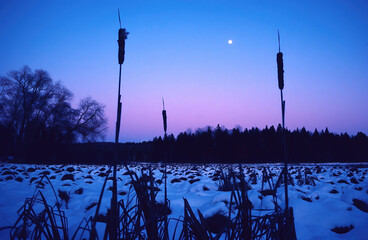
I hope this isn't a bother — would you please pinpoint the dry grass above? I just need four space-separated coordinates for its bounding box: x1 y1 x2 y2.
10 174 68 240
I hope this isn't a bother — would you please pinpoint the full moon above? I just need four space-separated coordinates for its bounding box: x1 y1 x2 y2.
228 40 233 44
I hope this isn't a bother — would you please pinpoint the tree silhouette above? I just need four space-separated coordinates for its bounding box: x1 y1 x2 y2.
146 125 368 164
0 66 107 161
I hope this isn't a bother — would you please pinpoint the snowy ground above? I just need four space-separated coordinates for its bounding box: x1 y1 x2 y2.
0 162 367 239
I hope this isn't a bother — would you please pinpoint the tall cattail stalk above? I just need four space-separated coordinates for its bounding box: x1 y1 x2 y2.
109 9 129 239
277 30 289 212
162 97 169 239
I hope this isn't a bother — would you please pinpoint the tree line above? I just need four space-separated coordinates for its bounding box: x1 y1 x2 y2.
1 67 367 164
38 125 368 165
148 125 368 164
0 66 107 162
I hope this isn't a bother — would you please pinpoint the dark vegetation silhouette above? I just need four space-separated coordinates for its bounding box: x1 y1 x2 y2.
5 124 365 165
0 66 107 162
1 67 367 165
149 125 368 164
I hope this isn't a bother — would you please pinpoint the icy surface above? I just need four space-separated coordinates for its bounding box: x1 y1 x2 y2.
0 163 367 239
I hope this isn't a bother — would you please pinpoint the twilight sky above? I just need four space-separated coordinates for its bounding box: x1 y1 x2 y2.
1 0 367 142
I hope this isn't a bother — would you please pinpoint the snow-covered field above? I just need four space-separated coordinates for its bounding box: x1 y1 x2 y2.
0 163 367 239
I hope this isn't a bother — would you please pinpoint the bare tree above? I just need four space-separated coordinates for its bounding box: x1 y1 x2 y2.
0 66 55 148
69 97 107 142
42 82 77 143
0 66 108 158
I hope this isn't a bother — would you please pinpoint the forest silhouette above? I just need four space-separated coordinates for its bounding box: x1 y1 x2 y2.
0 66 107 162
1 67 367 164
3 124 365 165
148 125 368 164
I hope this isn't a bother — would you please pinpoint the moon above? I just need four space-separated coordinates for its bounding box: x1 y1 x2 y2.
228 40 233 44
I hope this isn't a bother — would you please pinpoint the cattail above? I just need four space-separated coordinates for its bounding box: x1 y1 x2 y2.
162 98 167 135
277 52 284 90
118 28 129 65
277 30 284 90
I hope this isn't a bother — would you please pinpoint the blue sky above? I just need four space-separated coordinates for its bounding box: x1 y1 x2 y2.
1 0 367 142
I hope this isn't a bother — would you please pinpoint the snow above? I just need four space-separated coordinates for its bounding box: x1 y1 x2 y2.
0 163 367 239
